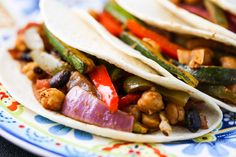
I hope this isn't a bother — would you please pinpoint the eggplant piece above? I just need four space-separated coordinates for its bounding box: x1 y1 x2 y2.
66 71 98 96
62 86 134 132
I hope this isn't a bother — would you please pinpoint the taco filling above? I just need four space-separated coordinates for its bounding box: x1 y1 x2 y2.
171 0 236 33
96 1 236 105
8 22 211 135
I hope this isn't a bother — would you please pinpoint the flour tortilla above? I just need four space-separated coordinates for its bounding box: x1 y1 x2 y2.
0 0 222 143
103 0 236 112
209 0 236 15
157 0 236 42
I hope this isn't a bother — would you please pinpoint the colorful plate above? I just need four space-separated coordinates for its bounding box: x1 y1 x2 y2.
0 0 236 156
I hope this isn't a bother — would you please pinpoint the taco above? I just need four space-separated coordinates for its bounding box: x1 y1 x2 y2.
78 0 236 111
0 0 222 142
158 0 236 40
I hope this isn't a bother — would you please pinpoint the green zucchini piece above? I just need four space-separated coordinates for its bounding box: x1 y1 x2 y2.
157 86 190 107
133 122 148 134
123 76 154 93
204 0 228 28
44 26 95 73
198 85 236 104
120 32 199 87
104 0 137 23
179 65 236 85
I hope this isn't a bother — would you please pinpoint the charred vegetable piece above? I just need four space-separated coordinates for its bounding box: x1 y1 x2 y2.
198 85 236 104
104 1 137 23
110 68 125 82
44 27 95 73
119 94 141 109
67 71 98 96
50 70 71 88
133 122 148 134
123 76 154 93
157 86 190 107
179 65 236 85
120 32 198 87
31 50 71 75
20 53 33 62
123 105 142 121
89 65 119 113
204 0 228 28
62 86 134 132
185 109 201 133
142 113 160 128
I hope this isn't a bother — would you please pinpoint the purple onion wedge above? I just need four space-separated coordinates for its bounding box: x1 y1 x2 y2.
62 86 134 132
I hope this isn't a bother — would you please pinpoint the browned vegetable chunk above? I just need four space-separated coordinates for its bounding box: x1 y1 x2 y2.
67 71 98 96
123 105 142 121
142 113 160 128
137 89 164 115
166 103 185 125
220 56 236 69
39 88 65 111
177 48 213 68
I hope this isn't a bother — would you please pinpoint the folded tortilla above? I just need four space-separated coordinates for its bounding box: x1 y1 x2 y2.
0 0 222 142
157 0 236 42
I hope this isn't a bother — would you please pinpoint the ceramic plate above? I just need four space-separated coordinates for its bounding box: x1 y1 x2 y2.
0 0 236 156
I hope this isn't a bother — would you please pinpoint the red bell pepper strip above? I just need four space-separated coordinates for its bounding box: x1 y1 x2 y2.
119 94 141 109
89 65 119 113
126 19 183 59
99 11 123 36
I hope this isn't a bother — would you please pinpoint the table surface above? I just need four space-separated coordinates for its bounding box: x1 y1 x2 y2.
0 136 38 157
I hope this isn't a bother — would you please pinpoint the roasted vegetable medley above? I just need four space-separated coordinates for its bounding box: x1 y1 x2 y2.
9 23 210 135
97 1 236 105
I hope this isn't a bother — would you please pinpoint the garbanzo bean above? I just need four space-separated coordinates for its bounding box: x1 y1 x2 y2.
166 103 185 125
39 88 65 111
142 113 160 128
137 89 164 115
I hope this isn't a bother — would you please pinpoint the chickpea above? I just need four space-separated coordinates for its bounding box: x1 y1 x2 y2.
123 105 142 121
166 103 185 125
220 56 236 69
39 88 65 111
159 112 172 136
22 62 38 81
137 89 164 115
142 113 160 128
